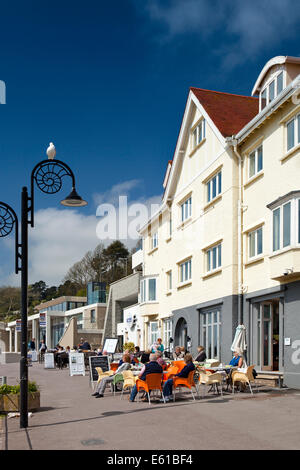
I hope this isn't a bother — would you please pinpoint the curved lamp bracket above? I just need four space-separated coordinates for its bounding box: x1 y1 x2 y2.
0 202 20 273
30 159 76 227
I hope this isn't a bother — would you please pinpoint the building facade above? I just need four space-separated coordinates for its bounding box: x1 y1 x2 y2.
133 55 300 387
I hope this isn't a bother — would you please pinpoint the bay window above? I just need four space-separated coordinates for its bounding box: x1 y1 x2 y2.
140 277 157 303
272 200 293 252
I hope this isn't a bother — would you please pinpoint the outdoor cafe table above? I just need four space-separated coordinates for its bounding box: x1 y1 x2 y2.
201 365 238 392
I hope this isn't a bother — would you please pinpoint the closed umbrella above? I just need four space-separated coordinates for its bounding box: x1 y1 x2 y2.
231 324 247 353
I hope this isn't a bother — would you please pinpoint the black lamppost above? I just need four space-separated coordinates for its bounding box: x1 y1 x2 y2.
0 143 87 428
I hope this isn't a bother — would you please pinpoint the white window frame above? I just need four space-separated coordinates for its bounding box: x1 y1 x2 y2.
272 200 295 253
90 309 96 324
200 309 221 360
207 171 222 203
248 145 263 179
260 70 285 111
181 197 192 223
191 119 206 150
286 113 300 152
149 321 159 346
179 259 192 283
140 277 158 303
151 231 158 250
166 270 172 291
248 226 263 259
163 318 173 350
206 243 222 273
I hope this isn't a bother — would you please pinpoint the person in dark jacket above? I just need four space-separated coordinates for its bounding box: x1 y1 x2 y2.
161 353 195 402
140 349 151 364
194 346 207 363
129 354 163 402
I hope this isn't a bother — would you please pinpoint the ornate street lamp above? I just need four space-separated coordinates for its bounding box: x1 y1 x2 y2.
0 144 87 428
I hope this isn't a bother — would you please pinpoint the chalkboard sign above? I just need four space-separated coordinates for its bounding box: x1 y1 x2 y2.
89 355 110 383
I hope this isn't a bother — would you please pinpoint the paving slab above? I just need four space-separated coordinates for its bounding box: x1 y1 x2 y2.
1 362 300 450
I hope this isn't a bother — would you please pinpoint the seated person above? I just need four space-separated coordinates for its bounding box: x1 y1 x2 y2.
92 354 132 398
229 349 244 368
172 346 185 361
161 353 195 403
140 349 151 364
118 349 136 366
226 349 245 387
133 346 142 359
129 354 163 402
155 351 167 369
194 346 207 363
78 339 91 350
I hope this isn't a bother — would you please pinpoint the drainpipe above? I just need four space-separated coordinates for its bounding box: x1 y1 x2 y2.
227 137 244 325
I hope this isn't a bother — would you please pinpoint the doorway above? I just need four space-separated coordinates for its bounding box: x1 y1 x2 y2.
258 300 280 371
174 318 188 351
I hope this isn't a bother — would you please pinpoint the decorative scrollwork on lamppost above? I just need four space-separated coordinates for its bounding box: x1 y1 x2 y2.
0 143 87 429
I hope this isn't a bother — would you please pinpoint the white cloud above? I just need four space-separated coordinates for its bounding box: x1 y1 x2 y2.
0 181 162 286
137 0 300 67
93 179 142 206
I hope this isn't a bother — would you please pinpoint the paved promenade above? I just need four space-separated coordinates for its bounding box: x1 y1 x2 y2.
1 361 300 450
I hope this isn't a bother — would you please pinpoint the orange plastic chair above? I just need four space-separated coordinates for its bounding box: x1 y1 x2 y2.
136 373 165 405
162 365 179 382
173 361 186 372
173 370 197 401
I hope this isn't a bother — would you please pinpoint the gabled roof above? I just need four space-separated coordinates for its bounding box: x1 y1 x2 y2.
190 87 259 138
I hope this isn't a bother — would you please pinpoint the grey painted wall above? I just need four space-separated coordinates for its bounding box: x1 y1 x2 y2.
172 294 239 364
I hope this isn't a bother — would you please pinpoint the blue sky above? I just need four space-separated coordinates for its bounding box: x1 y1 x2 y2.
0 0 300 286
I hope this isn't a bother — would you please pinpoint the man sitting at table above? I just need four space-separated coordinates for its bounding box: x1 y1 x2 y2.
129 354 163 402
161 353 195 403
92 353 132 398
172 346 185 361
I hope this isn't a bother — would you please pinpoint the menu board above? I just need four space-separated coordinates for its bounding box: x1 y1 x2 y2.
69 353 85 376
103 338 118 354
89 355 110 382
44 353 55 369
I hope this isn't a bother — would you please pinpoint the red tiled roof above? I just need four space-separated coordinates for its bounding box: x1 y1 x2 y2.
190 87 259 137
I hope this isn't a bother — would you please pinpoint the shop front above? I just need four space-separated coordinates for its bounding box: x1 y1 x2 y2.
244 282 300 389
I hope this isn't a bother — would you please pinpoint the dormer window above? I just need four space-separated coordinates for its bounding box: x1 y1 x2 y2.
260 71 285 111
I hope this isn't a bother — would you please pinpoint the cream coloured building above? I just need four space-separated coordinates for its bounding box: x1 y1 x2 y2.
133 56 300 388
